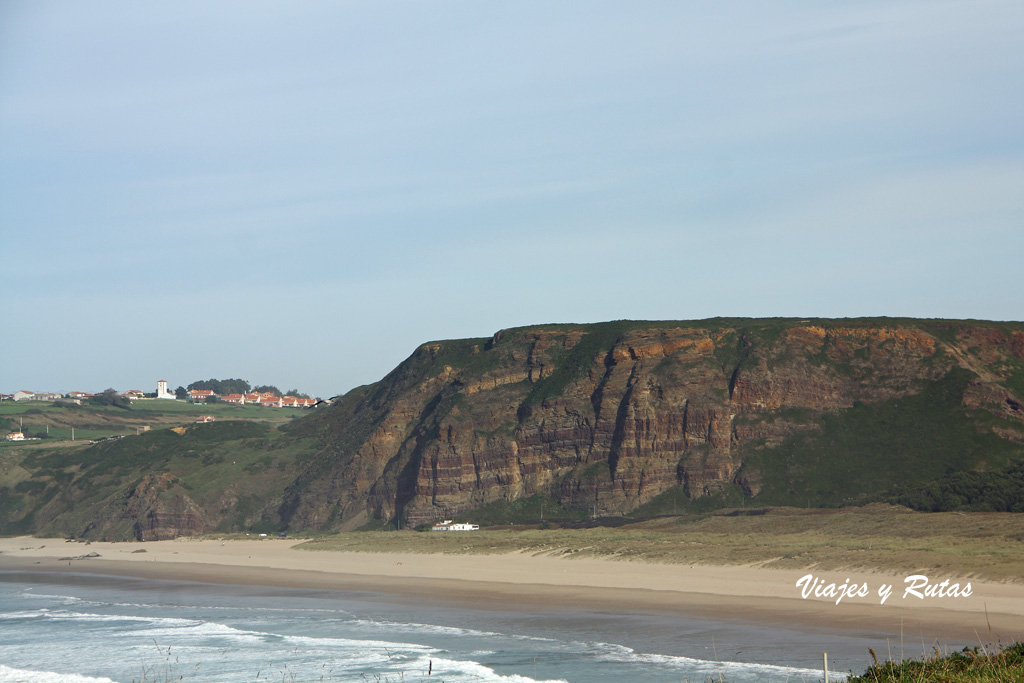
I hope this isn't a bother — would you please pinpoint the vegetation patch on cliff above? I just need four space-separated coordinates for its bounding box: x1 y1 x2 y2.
735 368 1022 507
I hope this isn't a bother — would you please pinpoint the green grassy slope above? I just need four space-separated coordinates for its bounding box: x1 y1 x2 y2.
0 419 317 538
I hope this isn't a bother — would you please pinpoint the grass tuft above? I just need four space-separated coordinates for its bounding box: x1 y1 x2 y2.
849 642 1024 682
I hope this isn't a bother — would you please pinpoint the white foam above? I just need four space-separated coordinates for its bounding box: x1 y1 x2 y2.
406 655 570 683
348 617 506 639
20 591 83 605
0 610 52 621
284 632 434 653
130 617 437 660
130 619 267 641
584 640 845 679
349 617 559 644
0 664 116 683
10 608 202 628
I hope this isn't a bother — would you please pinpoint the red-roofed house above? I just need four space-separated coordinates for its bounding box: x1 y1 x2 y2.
282 396 316 408
221 393 245 405
260 395 283 408
244 393 261 404
188 389 217 402
123 390 145 400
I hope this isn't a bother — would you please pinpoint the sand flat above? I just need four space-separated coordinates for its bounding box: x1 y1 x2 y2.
1 536 1021 643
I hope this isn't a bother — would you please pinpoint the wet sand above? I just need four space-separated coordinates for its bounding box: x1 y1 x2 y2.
1 536 1020 644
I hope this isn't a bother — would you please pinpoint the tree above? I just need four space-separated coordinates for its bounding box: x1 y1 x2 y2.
253 385 282 396
175 386 187 400
285 389 311 399
187 378 251 395
90 388 131 409
96 388 119 405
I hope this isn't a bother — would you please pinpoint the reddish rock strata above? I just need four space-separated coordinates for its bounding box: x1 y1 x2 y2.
280 320 1024 529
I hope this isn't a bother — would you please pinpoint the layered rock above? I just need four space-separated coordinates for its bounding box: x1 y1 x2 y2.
279 319 1024 529
124 474 209 541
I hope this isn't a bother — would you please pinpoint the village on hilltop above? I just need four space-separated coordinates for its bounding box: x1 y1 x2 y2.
1 379 321 409
3 379 326 442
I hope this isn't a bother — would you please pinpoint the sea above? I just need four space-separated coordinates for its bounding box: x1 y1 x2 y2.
0 570 927 683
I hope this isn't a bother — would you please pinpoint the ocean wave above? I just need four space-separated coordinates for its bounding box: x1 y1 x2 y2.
283 631 434 654
348 617 505 639
20 591 84 605
36 595 355 618
130 617 440 658
1 608 203 628
0 609 52 621
130 619 270 641
405 655 570 683
0 664 116 683
583 640 844 680
348 616 560 644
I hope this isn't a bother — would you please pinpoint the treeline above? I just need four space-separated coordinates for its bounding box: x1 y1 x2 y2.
879 460 1024 512
185 378 310 398
187 378 252 395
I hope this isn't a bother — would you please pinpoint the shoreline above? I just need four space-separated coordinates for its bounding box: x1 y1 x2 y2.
1 536 1021 645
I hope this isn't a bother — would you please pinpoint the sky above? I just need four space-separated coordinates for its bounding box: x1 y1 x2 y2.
2 1 1023 399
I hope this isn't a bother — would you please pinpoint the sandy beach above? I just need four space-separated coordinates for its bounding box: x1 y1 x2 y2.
4 532 1019 647
1 535 1021 645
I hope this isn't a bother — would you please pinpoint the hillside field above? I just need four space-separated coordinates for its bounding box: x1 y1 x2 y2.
0 399 301 444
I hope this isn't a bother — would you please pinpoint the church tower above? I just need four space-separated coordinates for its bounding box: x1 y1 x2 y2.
156 379 175 399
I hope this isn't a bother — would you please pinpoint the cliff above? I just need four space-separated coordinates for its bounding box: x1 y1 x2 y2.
280 318 1024 529
3 318 1023 540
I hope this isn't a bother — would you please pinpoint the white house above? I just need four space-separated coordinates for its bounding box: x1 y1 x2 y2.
431 520 480 531
13 391 59 402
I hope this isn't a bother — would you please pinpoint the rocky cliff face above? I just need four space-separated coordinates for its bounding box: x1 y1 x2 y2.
281 319 1024 529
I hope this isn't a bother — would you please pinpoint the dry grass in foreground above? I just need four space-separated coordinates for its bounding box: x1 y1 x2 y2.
297 505 1024 582
849 642 1024 682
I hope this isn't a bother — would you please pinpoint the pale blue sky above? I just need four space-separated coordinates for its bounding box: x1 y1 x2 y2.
2 1 1022 398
